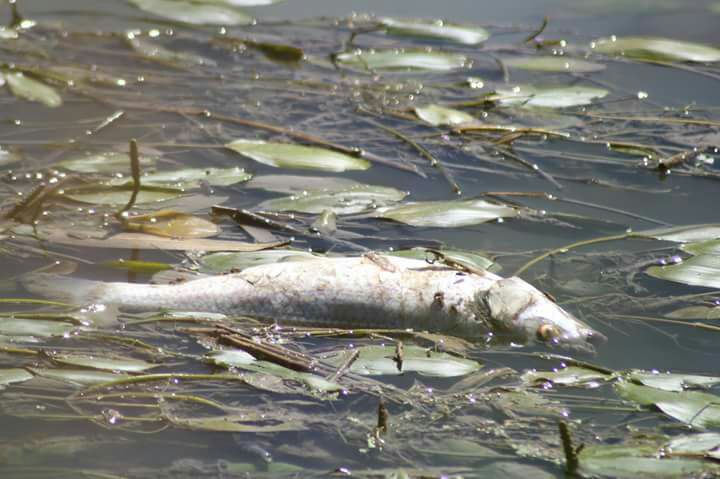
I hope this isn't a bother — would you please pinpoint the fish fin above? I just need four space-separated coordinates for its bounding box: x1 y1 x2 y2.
21 272 107 306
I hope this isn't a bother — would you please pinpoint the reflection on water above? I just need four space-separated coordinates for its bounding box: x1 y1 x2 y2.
2 0 720 477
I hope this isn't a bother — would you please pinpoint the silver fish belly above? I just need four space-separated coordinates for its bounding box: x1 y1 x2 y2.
23 255 605 351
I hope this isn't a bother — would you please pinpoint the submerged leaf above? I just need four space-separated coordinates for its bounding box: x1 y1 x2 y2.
593 36 720 63
0 319 77 338
325 345 481 377
380 17 489 45
128 36 217 67
126 210 219 239
335 49 467 72
3 71 62 107
503 56 605 73
170 414 305 432
375 199 517 227
128 0 253 25
226 140 370 172
62 185 184 205
258 184 407 214
29 368 127 385
488 84 608 108
51 354 159 373
57 150 159 174
199 249 319 273
0 368 33 388
112 167 252 189
414 104 476 126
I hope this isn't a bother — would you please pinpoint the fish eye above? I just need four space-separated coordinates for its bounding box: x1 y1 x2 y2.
536 324 560 342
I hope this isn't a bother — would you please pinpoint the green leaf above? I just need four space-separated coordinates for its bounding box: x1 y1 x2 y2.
127 36 217 67
388 247 499 273
665 305 720 320
578 442 718 478
57 150 159 174
50 354 159 373
207 349 256 367
640 224 720 243
380 18 490 45
521 366 610 387
111 166 252 189
28 368 128 385
627 370 720 392
593 36 720 63
615 381 720 429
63 185 184 205
199 249 319 273
325 345 481 377
189 0 283 5
127 0 253 25
414 104 476 126
126 210 219 239
247 174 361 194
335 49 467 72
487 84 609 108
226 139 370 172
3 71 62 107
0 319 77 338
665 433 720 455
0 368 33 387
503 56 605 73
375 199 517 227
646 254 720 289
103 259 173 274
258 184 407 214
169 414 305 432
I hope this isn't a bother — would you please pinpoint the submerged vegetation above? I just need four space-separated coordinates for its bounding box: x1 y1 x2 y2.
2 0 720 477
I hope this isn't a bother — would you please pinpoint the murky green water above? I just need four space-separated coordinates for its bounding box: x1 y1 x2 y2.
2 0 720 477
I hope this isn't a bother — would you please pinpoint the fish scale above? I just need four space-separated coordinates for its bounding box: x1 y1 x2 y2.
23 254 606 352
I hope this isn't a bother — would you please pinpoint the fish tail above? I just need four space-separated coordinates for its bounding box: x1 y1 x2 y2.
21 272 108 306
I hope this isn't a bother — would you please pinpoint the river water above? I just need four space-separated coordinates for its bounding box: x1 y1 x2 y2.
1 0 720 477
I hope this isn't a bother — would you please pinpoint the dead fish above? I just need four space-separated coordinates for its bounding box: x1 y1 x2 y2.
23 254 605 352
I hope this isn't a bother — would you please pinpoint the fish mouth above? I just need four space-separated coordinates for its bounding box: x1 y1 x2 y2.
554 329 607 355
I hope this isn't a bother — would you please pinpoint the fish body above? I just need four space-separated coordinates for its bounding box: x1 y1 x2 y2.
24 254 605 351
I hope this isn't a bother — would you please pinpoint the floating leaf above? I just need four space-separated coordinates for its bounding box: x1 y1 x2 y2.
388 247 499 273
2 71 62 107
258 184 407 214
128 0 253 25
578 441 718 478
380 18 490 45
503 56 605 73
207 349 256 367
325 345 481 377
665 433 720 456
169 414 305 432
616 381 720 429
199 249 319 273
414 104 476 126
640 224 720 243
111 167 252 189
57 150 159 174
63 185 184 205
646 252 720 289
0 368 33 388
51 354 159 373
593 36 720 63
103 259 173 274
335 49 467 72
375 199 517 227
247 175 361 194
0 319 77 338
487 84 608 108
126 210 219 239
226 139 370 172
522 366 610 387
28 368 127 385
627 370 720 392
128 36 217 67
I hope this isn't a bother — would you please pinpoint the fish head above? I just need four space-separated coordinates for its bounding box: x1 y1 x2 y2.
474 276 606 353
